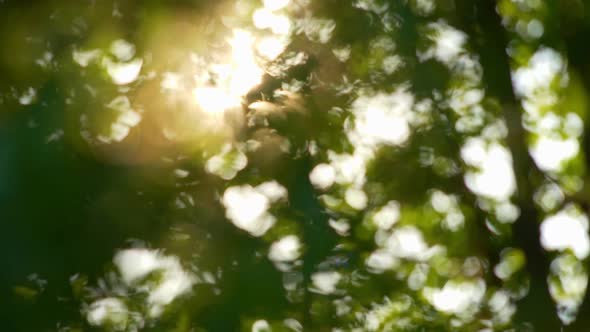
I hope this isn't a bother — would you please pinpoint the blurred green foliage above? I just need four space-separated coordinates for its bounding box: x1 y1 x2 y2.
4 0 590 331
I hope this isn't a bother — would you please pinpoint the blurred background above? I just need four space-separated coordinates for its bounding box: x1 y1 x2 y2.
3 0 590 331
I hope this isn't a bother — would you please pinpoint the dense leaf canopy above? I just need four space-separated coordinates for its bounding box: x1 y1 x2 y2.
3 0 590 331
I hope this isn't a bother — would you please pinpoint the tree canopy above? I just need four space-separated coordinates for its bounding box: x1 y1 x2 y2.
3 0 590 331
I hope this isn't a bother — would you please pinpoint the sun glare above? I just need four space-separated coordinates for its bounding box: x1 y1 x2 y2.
185 0 292 117
192 29 268 115
263 0 290 11
193 86 236 115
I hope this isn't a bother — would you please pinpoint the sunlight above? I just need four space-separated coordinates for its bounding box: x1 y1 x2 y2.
421 21 467 64
144 4 292 137
223 185 273 236
430 190 466 230
329 218 351 236
228 30 265 96
328 151 367 187
512 47 564 100
252 320 271 332
530 136 579 172
72 48 101 67
548 253 589 324
103 58 143 85
263 0 290 11
110 39 136 62
160 72 181 91
345 187 368 210
193 86 236 115
301 17 336 44
384 226 430 260
205 144 248 180
222 181 287 236
87 298 129 330
366 250 400 272
540 207 590 259
348 89 414 149
93 96 142 143
424 279 486 314
18 87 36 105
191 29 267 115
256 35 288 60
461 138 516 201
268 235 301 262
15 0 590 330
510 48 582 174
309 163 336 190
489 290 517 325
368 224 443 272
113 249 196 318
311 271 342 295
414 0 435 15
372 201 400 230
253 8 291 35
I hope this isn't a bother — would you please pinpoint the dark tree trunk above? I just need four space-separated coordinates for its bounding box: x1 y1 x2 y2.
558 2 590 329
454 0 561 329
286 156 337 330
